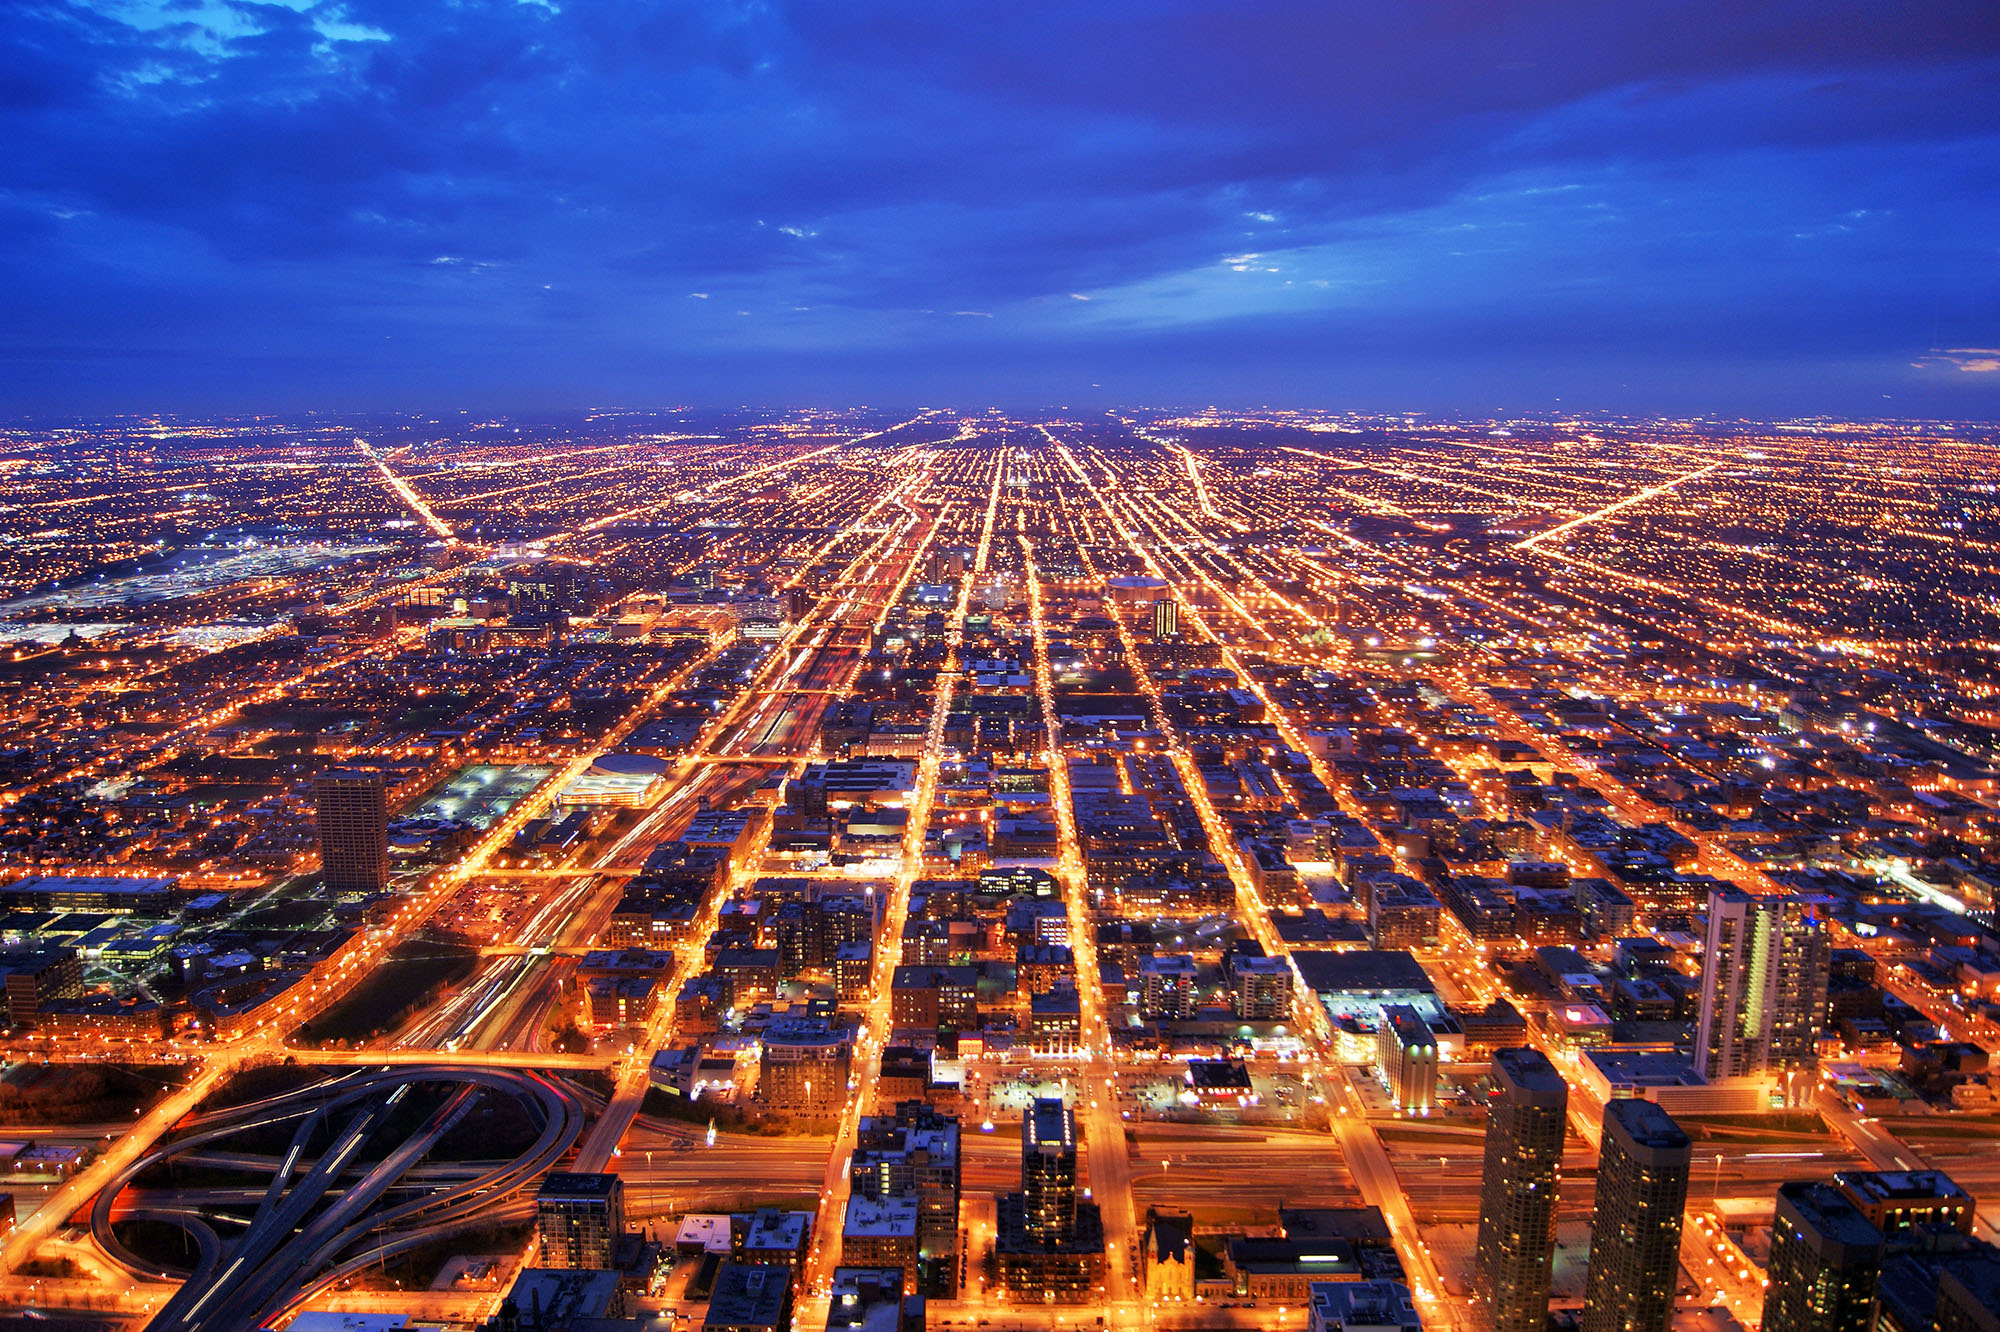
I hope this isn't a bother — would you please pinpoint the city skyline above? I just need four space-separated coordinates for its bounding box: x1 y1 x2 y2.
2 3 1999 1330
0 410 1991 1331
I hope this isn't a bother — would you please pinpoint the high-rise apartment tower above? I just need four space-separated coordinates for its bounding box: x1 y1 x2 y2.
1473 1048 1569 1332
1582 1099 1692 1332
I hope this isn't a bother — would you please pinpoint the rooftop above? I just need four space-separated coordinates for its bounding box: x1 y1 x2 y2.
1492 1047 1569 1101
705 1261 791 1329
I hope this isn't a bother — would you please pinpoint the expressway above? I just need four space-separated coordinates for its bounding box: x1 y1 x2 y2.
93 1064 583 1332
360 440 460 544
400 758 776 1056
1073 436 1852 1328
0 441 912 1290
373 460 935 1061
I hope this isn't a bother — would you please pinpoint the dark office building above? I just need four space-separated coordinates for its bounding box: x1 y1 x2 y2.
1473 1048 1568 1332
536 1172 627 1270
1876 1244 2000 1332
704 1260 793 1332
1582 1099 1691 1332
1767 1170 1986 1332
0 947 84 1027
313 768 389 894
1938 1258 2000 1332
1763 1182 1883 1332
851 1101 962 1297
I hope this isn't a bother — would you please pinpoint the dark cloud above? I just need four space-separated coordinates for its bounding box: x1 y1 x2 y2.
0 0 1996 413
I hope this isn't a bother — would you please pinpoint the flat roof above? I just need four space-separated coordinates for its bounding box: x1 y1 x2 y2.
1779 1182 1884 1259
1604 1098 1691 1155
8 875 177 895
1493 1047 1568 1100
745 1208 812 1248
1585 1048 1707 1087
1293 950 1434 994
843 1195 919 1238
707 1261 791 1326
538 1171 622 1200
1383 1005 1435 1045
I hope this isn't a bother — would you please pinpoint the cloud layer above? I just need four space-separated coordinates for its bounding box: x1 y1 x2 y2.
4 1 1999 415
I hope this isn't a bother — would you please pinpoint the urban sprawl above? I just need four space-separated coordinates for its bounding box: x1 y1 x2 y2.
0 410 1993 1332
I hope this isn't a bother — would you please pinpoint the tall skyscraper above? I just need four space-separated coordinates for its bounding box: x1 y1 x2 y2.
1473 1048 1568 1332
1876 1244 2000 1332
535 1172 627 1270
1582 1099 1691 1332
1022 1096 1078 1244
1694 888 1831 1087
1150 597 1178 640
996 1096 1104 1303
1377 1004 1439 1115
1774 1171 1984 1332
313 768 389 894
1764 1181 1883 1332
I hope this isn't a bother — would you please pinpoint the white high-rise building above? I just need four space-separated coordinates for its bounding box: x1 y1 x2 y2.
1695 887 1831 1086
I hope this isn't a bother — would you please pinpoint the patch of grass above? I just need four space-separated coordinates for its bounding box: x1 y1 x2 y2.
294 937 480 1047
639 1088 800 1137
240 899 333 931
0 1061 190 1127
113 1219 206 1273
433 1091 542 1162
563 1068 617 1102
1887 1122 1999 1139
1676 1110 1827 1138
375 1220 533 1290
14 1255 85 1279
193 1061 327 1114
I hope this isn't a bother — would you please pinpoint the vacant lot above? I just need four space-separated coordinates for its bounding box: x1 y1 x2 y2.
0 1060 190 1127
294 937 480 1047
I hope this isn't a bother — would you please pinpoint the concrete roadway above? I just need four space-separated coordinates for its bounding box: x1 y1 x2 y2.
1125 1122 1366 1218
1058 457 1468 1330
620 1119 834 1219
139 1088 411 1328
1115 478 1749 1327
0 446 922 1297
798 481 966 1325
1089 451 1916 1331
570 471 938 1177
1023 540 1140 1315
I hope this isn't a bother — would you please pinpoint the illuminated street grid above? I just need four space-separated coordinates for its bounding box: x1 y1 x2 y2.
0 410 1994 1330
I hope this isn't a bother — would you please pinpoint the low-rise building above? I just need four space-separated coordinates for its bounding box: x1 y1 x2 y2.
705 1260 792 1332
758 1021 852 1121
1308 1279 1422 1332
1142 1208 1195 1306
841 1195 920 1290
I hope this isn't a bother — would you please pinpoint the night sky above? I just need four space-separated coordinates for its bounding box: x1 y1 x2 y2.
5 2 1999 417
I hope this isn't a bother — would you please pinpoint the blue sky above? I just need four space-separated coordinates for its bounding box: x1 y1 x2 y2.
4 1 1999 417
